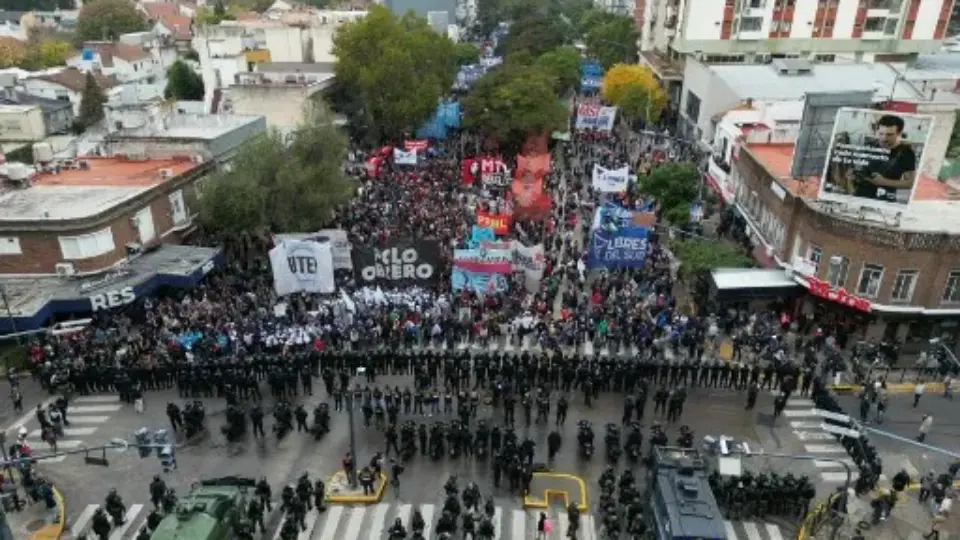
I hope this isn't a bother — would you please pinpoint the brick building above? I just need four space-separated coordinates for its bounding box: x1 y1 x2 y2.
727 141 960 348
0 156 224 332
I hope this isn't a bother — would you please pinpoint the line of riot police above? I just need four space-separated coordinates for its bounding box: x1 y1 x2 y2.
709 471 816 521
578 421 691 464
597 468 647 538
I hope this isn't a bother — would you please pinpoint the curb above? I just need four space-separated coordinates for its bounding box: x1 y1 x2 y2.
522 472 588 512
29 484 65 540
325 472 387 505
828 382 945 394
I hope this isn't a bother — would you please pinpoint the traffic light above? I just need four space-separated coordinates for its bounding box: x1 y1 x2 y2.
152 429 168 457
134 428 151 458
159 445 176 473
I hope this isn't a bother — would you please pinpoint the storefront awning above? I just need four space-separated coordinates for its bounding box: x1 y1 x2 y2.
712 268 800 293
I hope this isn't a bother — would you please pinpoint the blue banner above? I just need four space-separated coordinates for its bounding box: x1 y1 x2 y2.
452 268 509 294
592 202 639 230
416 102 461 140
580 61 604 90
588 226 650 269
470 226 495 247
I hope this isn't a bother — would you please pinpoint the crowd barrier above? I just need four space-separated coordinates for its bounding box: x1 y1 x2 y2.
796 492 840 540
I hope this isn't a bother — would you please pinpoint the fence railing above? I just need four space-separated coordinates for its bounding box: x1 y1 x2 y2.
796 491 842 540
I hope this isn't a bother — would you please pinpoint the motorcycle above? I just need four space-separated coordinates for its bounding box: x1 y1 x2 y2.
311 404 331 440
577 421 594 459
604 423 621 462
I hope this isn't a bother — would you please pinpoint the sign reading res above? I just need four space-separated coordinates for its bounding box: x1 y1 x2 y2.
90 286 137 312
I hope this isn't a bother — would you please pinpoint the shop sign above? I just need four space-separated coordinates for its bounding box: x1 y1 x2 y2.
806 276 871 313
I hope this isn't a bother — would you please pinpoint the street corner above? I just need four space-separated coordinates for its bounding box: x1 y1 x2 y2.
325 471 387 505
17 483 65 540
522 472 588 512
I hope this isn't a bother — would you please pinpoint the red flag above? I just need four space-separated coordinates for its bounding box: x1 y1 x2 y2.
404 140 429 152
461 158 478 185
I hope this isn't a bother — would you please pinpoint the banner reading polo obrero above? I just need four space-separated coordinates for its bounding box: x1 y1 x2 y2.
592 164 630 193
819 107 934 209
575 103 617 131
512 152 551 220
393 147 418 166
352 238 441 287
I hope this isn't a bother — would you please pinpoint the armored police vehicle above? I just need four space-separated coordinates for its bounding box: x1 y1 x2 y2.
150 476 256 540
647 447 729 540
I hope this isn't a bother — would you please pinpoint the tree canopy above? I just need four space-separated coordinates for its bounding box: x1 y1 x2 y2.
461 62 567 151
76 0 147 42
584 14 638 70
640 162 700 225
0 38 25 68
0 0 72 10
499 15 568 57
21 39 73 69
78 72 106 128
332 6 456 142
454 42 480 66
671 239 754 281
534 46 581 94
602 63 667 125
198 104 355 234
164 60 204 100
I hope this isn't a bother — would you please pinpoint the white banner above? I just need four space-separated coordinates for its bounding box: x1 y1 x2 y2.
269 239 335 296
575 104 617 131
511 241 546 293
393 148 417 165
275 230 352 270
592 164 630 193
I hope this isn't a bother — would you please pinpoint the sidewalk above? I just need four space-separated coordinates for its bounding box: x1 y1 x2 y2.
4 473 65 540
842 487 958 540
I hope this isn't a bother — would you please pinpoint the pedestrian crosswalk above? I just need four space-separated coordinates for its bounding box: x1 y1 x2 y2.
782 396 872 485
17 395 124 464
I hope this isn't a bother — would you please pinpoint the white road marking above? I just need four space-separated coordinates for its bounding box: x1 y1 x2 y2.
804 444 846 453
783 409 817 417
419 504 435 540
815 459 854 468
743 521 763 540
822 471 859 482
766 522 785 540
68 405 123 414
366 503 390 540
493 506 503 539
787 398 814 407
724 520 738 540
108 503 144 540
74 396 122 403
316 505 344 540
343 506 365 539
297 512 318 540
67 416 111 424
790 421 824 429
4 397 56 433
27 439 84 449
29 427 98 438
394 504 412 531
511 509 526 540
580 514 597 540
70 504 99 537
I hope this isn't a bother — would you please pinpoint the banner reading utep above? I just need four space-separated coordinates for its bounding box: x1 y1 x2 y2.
453 248 512 273
511 241 546 293
575 103 617 131
512 153 551 221
476 211 511 235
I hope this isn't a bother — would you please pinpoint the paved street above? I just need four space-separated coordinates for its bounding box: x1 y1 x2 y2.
7 343 810 539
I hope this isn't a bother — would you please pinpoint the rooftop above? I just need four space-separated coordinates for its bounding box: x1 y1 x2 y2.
0 157 198 222
905 53 960 81
139 3 192 40
0 244 221 316
709 62 923 102
33 67 119 93
0 92 73 112
256 61 335 74
744 142 960 233
79 42 152 66
109 113 265 140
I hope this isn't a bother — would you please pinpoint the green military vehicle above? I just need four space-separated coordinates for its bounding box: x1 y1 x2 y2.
150 476 256 540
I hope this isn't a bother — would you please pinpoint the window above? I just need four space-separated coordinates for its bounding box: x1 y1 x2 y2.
58 227 115 260
747 0 764 7
943 270 960 303
891 269 918 302
169 189 187 224
884 18 898 34
684 91 701 123
857 263 884 298
864 17 885 31
780 21 792 32
827 256 849 288
814 54 836 62
825 19 834 28
134 207 156 244
741 17 763 31
0 236 21 255
808 245 823 270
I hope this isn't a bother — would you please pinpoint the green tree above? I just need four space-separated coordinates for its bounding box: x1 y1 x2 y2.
474 0 503 37
671 239 754 281
640 162 700 225
198 104 355 234
164 60 204 100
213 0 227 18
453 41 479 66
78 71 106 128
585 15 638 69
534 46 580 94
947 110 960 159
22 39 73 69
462 63 567 150
333 6 455 142
76 0 147 42
499 15 568 57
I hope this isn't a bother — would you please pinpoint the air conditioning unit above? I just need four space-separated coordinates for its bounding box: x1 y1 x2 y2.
159 168 174 179
193 155 205 164
55 262 76 277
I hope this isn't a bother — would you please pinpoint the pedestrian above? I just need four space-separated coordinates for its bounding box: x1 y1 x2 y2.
10 388 22 413
920 471 935 502
924 512 946 540
918 414 933 442
943 377 953 399
134 385 144 414
536 512 551 539
914 382 926 407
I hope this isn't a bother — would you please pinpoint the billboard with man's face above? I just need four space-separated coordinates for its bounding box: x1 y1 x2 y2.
819 107 934 208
